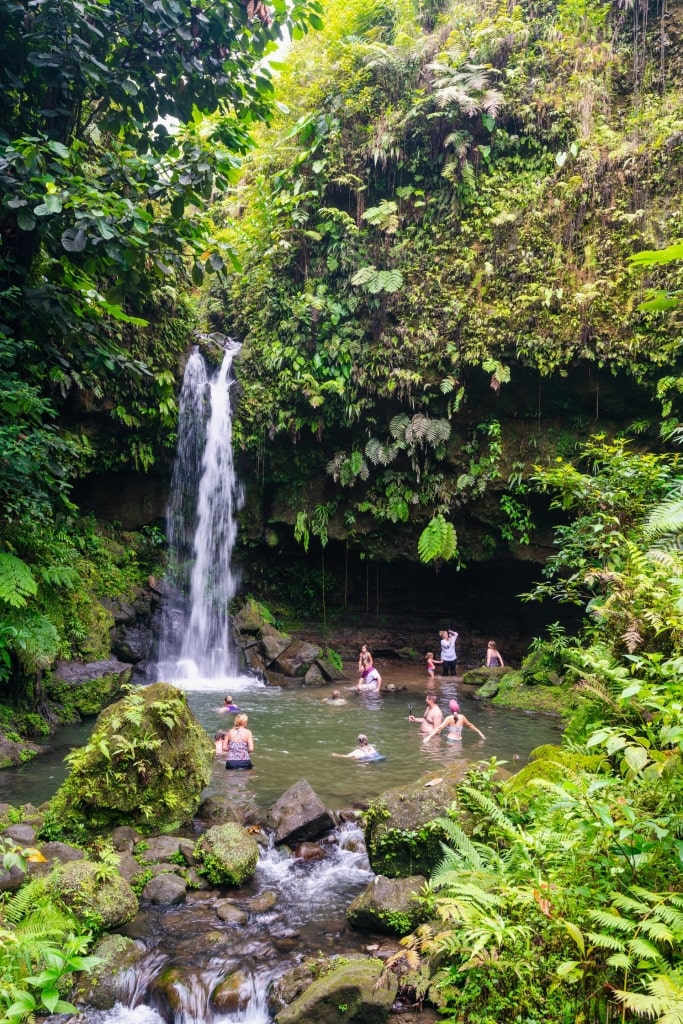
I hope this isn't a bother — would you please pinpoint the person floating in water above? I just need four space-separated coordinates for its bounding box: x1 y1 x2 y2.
486 641 505 668
409 693 443 733
425 651 442 680
223 713 254 769
325 689 347 705
356 666 382 693
214 729 227 754
357 644 373 686
332 734 383 760
218 695 240 713
422 700 486 743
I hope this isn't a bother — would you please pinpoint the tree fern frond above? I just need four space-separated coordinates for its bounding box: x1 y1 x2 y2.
0 553 37 609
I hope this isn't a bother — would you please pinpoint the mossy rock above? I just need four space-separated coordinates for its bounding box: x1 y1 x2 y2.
462 666 512 687
49 860 138 932
46 683 214 837
48 667 131 718
194 822 259 886
233 598 272 635
491 670 577 717
274 958 396 1024
346 874 427 936
363 764 472 878
75 934 146 1009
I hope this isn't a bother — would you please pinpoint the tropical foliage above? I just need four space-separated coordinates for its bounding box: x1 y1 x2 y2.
376 439 683 1022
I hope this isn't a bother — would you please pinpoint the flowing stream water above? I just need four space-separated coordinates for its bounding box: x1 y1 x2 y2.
0 347 563 1022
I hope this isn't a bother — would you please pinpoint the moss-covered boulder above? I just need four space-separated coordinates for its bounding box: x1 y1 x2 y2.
274 959 396 1024
194 822 259 885
48 659 132 718
75 934 147 1009
364 764 472 878
49 859 138 931
462 666 512 688
346 874 427 936
491 670 579 717
45 683 214 837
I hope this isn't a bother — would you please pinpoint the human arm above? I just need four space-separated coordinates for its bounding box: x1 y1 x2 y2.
462 716 485 740
422 715 452 744
246 730 255 753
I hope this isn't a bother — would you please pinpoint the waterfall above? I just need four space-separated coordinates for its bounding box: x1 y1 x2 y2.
156 342 243 684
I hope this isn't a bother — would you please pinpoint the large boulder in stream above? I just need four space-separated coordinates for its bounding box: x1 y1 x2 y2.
45 682 214 837
346 874 427 936
48 659 132 717
364 764 474 878
49 859 138 930
194 822 259 885
267 779 335 846
75 934 147 1009
274 958 397 1024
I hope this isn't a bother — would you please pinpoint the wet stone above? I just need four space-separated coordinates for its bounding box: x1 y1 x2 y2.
3 823 37 845
248 890 278 912
141 873 187 906
293 842 326 861
211 969 250 1013
215 899 249 925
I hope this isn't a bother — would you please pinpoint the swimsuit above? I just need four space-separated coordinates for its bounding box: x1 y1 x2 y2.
225 728 252 770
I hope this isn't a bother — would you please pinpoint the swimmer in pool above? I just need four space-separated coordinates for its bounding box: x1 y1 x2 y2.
324 689 347 705
422 700 485 744
217 695 240 713
332 734 382 760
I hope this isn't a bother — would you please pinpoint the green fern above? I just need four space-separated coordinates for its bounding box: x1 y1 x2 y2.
417 514 457 564
0 553 37 609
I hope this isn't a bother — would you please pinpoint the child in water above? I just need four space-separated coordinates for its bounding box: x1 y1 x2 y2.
425 651 442 680
214 730 227 754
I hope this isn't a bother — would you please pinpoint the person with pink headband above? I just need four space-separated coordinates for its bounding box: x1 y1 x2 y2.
422 699 485 744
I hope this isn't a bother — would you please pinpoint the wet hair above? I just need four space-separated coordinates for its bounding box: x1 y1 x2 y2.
425 694 438 703
449 700 460 714
234 713 248 728
214 730 227 740
357 734 369 745
224 695 234 704
332 690 341 699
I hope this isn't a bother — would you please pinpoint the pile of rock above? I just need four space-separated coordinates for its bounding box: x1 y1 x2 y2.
232 598 346 687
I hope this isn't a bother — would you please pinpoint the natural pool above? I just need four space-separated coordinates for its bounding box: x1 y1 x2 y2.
0 661 563 812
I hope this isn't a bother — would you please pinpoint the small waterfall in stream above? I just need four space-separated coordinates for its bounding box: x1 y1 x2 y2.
156 341 244 684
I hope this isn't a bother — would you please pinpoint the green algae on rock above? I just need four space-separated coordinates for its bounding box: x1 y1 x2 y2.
45 683 214 837
194 822 259 886
49 859 138 932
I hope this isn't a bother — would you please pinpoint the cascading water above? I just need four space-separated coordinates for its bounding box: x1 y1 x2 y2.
156 341 244 684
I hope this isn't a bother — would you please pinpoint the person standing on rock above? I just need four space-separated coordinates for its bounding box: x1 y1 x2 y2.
486 641 504 667
408 694 443 734
439 629 458 677
358 644 373 685
223 713 254 770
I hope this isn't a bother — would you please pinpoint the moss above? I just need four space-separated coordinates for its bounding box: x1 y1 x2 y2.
48 670 131 719
46 683 214 838
50 860 138 933
491 670 578 718
195 823 259 886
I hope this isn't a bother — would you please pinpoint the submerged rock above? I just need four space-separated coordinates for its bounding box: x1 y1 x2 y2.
46 682 214 836
346 875 427 936
194 822 259 885
267 779 335 846
274 958 396 1024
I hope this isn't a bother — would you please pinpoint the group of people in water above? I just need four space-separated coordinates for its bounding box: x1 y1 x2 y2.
212 633 502 768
